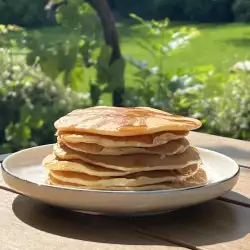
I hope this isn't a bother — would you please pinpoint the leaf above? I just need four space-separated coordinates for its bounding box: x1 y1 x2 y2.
124 56 148 70
69 66 85 91
56 1 80 29
134 39 156 58
20 105 32 123
129 13 145 24
98 45 112 70
39 55 60 80
96 45 112 84
108 58 125 91
194 64 215 74
57 41 78 73
26 52 36 66
195 73 209 83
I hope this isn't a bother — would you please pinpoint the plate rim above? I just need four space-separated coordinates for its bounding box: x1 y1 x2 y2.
1 144 240 194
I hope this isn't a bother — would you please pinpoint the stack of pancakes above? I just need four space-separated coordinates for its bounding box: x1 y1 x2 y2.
42 106 208 190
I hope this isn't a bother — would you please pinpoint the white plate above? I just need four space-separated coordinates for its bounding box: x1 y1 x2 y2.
1 145 239 216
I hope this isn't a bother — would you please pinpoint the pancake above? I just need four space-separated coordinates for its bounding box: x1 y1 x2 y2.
49 164 199 187
43 154 133 177
53 143 201 172
61 137 190 156
54 106 202 136
48 167 207 190
58 130 189 148
44 152 199 175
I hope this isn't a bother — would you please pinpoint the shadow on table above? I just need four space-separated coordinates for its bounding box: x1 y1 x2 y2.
124 198 250 248
12 195 173 246
12 193 250 247
221 191 250 206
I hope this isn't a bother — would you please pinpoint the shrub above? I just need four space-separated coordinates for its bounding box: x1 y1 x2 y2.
125 63 250 140
198 72 250 140
0 50 91 153
233 0 250 22
125 15 200 110
110 0 155 19
183 0 234 22
123 16 250 139
152 0 189 21
113 0 234 22
0 0 51 27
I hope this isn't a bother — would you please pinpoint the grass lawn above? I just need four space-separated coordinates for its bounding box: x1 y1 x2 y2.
3 22 250 103
120 22 250 73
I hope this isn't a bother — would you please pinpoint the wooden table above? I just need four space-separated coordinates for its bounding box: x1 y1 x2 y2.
0 132 250 250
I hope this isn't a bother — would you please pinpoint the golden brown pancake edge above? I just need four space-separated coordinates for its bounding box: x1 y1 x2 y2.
54 106 202 136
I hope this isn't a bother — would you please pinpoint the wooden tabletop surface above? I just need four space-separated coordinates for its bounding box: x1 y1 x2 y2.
0 131 249 250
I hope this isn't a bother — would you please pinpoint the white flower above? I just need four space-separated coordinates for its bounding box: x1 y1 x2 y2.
150 97 155 103
192 112 202 119
213 97 219 102
65 87 72 94
176 85 203 95
59 100 66 106
3 70 10 78
149 66 159 74
170 75 178 82
79 92 90 100
172 32 180 38
231 60 250 72
168 37 188 50
24 81 32 88
83 93 90 100
240 123 249 129
210 121 216 127
50 86 57 93
161 46 168 53
154 28 160 35
8 91 17 98
182 76 192 86
12 65 21 71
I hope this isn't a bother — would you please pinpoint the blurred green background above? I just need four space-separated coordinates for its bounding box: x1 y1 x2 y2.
0 0 250 153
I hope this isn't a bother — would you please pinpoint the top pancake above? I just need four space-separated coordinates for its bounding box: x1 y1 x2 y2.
54 106 202 136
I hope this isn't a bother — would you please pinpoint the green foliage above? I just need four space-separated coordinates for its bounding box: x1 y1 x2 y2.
152 0 189 21
126 15 199 110
111 0 234 22
233 0 250 22
199 72 250 139
96 45 125 89
124 15 250 140
26 33 81 86
110 0 154 19
1 1 250 155
0 50 91 153
25 1 101 96
26 1 124 106
125 59 250 140
55 0 101 35
0 0 51 27
182 0 234 22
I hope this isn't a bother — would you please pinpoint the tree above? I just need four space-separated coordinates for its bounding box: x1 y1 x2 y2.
46 0 124 106
88 0 124 107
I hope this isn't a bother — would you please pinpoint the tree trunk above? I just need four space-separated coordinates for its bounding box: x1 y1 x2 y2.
88 0 124 107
